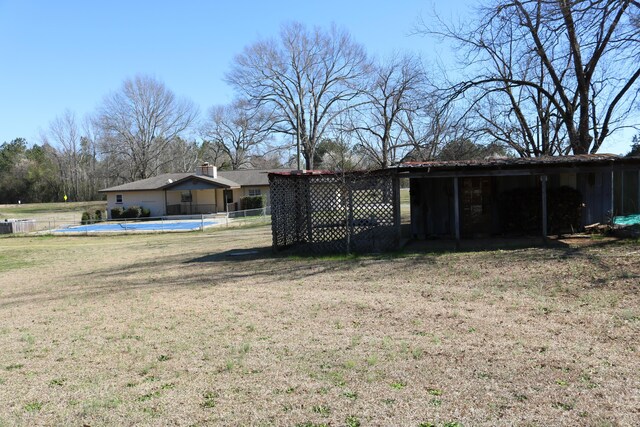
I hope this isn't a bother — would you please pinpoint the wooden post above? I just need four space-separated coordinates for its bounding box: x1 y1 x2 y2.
610 168 615 221
393 176 401 248
306 178 313 243
638 170 640 214
453 177 460 248
541 175 548 245
164 190 168 216
347 185 353 254
621 170 625 214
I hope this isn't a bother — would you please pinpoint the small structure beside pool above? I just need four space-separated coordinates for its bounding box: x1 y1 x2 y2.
0 219 37 234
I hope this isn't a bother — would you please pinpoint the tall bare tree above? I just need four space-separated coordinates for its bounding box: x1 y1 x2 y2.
226 22 370 169
201 99 273 170
159 137 200 173
348 54 426 168
400 98 467 161
41 110 84 200
96 75 198 180
423 0 640 156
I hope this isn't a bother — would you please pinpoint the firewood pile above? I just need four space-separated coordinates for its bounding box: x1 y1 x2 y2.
584 222 640 239
612 224 640 239
498 186 582 234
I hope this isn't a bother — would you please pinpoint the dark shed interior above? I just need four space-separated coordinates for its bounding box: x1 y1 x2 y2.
400 155 640 240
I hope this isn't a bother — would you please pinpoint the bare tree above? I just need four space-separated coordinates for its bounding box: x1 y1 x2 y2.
399 98 466 161
348 54 426 168
96 75 198 180
226 22 370 169
159 137 200 173
423 0 640 155
42 110 84 200
199 140 231 169
201 99 273 170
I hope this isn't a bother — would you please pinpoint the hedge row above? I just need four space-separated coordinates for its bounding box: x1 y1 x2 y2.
111 206 151 219
240 196 265 210
81 209 106 225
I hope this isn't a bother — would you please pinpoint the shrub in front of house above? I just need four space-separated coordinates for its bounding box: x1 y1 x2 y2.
110 206 150 220
111 207 124 219
122 206 142 219
81 210 106 224
81 211 92 225
240 196 265 210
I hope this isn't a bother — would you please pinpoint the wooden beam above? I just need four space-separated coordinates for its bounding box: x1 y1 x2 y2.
541 175 548 245
453 177 460 247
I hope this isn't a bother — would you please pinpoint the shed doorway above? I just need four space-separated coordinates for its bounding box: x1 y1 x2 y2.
460 177 493 237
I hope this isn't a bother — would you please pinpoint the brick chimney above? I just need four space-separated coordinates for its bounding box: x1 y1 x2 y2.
197 162 217 178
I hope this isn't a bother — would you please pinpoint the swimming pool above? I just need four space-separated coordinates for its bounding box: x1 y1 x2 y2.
54 219 218 233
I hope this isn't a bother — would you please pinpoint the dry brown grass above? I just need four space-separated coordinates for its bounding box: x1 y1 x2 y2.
0 226 638 426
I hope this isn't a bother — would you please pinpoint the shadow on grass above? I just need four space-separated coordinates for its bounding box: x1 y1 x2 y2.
2 234 636 310
186 247 273 263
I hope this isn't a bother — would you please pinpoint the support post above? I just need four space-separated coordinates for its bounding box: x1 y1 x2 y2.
621 170 625 214
453 177 460 249
393 176 401 249
347 185 353 254
164 190 167 216
638 170 640 214
611 168 615 222
541 175 548 245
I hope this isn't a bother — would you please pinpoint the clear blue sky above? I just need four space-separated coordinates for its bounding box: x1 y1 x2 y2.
0 0 635 154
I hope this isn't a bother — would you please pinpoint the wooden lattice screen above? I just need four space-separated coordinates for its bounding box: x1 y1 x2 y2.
269 171 400 254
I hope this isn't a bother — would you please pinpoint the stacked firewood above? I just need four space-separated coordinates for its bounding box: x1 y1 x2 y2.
498 186 582 235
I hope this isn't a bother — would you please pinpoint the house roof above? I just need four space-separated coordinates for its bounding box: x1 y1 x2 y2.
99 169 291 193
99 173 240 193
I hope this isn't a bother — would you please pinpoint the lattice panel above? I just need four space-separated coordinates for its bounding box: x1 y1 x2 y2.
270 172 399 254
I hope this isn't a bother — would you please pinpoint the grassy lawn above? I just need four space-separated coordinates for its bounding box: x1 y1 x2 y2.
0 225 638 425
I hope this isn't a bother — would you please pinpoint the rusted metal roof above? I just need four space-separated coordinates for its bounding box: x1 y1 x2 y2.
392 154 640 177
398 154 622 170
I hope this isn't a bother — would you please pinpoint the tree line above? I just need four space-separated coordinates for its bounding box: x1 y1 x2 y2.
2 0 639 204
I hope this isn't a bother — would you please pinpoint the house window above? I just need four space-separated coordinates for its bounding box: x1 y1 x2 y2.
116 194 123 204
181 191 192 203
248 188 261 197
